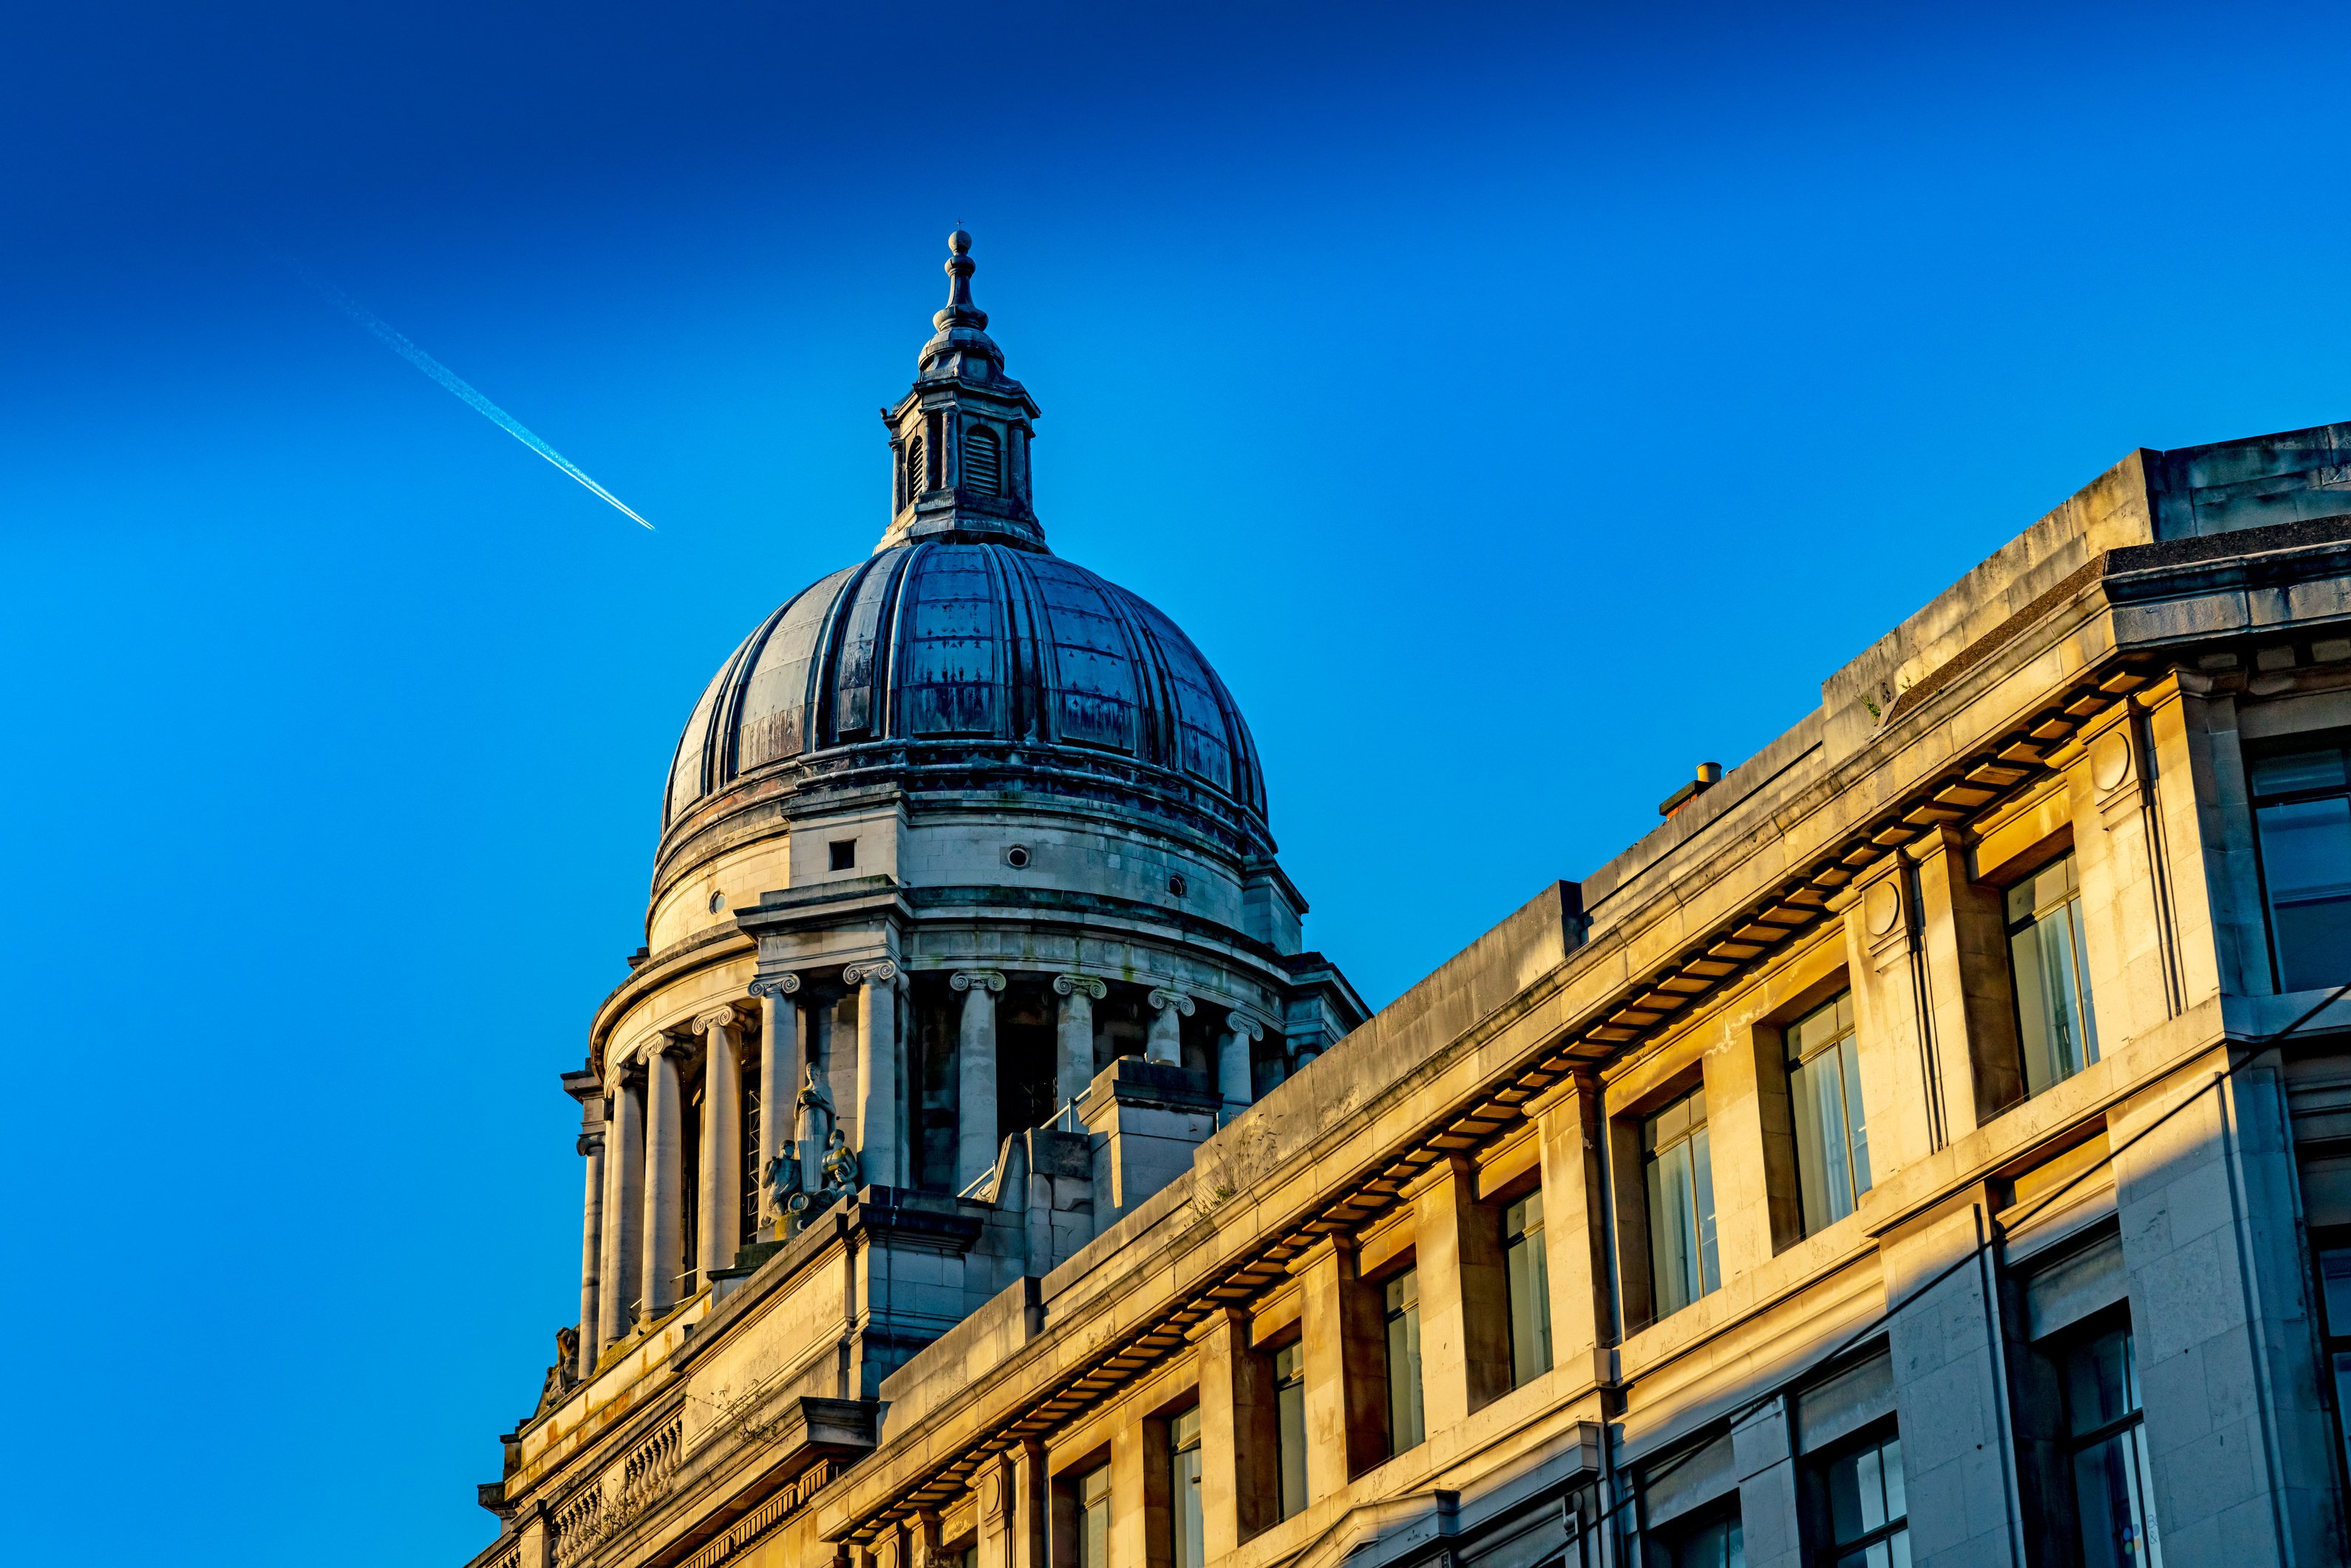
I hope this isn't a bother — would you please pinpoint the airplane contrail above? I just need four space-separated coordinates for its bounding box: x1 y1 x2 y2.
288 259 656 531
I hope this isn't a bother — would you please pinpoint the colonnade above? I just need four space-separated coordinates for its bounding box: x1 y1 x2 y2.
571 969 1285 1377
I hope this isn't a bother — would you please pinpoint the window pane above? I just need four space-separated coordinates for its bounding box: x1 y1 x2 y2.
1079 1465 1111 1568
2014 867 2098 1098
1840 1036 1873 1196
2063 1327 2140 1436
1793 1050 1855 1233
1879 1437 1905 1523
2256 795 2351 992
1505 1204 1552 1385
1170 1409 1203 1568
2252 747 2350 796
1274 1346 1306 1519
1692 1126 1720 1294
1650 1140 1699 1316
1386 1268 1424 1453
2071 1430 2157 1568
2318 1248 2351 1332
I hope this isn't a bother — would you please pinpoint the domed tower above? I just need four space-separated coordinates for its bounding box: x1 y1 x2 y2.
564 234 1364 1389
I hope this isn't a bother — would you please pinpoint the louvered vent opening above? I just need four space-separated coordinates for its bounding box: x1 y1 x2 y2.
903 434 925 505
964 426 1002 497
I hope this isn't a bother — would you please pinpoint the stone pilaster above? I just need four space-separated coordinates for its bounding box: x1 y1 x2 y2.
1290 1235 1386 1497
1531 1071 1611 1405
1415 1155 1512 1428
2110 1054 2341 1567
1731 1396 1801 1568
1193 1306 1276 1553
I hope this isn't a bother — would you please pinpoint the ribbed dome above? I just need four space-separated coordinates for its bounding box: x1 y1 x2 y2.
663 539 1268 832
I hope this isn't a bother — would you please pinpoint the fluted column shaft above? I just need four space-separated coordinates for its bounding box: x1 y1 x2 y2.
640 1038 685 1319
1054 975 1104 1109
1146 986 1193 1066
953 971 1006 1191
596 1072 644 1352
847 961 900 1190
696 1009 743 1279
755 976 800 1238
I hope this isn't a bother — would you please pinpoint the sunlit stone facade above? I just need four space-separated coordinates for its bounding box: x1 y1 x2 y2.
466 247 2351 1568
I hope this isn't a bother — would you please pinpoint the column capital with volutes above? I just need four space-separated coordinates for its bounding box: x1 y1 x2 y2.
950 969 1007 993
749 972 803 999
843 959 899 989
1052 973 1106 1000
693 1004 751 1037
1147 986 1194 1016
1222 1008 1268 1041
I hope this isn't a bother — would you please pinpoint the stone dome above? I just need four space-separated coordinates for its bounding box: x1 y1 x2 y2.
662 538 1269 837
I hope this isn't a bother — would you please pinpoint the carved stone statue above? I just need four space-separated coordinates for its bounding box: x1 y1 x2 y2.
820 1127 860 1197
794 1061 834 1149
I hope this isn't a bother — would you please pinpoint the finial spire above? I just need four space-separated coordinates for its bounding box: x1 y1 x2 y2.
936 229 987 332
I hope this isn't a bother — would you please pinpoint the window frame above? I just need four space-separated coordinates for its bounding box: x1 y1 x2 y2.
1642 1085 1721 1318
1784 989 1870 1235
2245 731 2351 994
1806 1423 1908 1568
1503 1187 1553 1385
1271 1338 1307 1521
1381 1266 1426 1456
2001 850 2100 1097
1168 1404 1203 1568
2052 1313 2160 1568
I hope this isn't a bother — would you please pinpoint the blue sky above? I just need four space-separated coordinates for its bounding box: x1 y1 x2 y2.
4 3 2347 1562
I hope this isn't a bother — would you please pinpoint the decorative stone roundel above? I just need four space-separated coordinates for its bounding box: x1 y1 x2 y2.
2090 730 2133 793
1863 879 1902 938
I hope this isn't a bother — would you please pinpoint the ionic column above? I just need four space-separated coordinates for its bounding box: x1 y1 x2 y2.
844 960 900 1190
695 1006 744 1278
1052 974 1105 1108
753 974 800 1238
1145 986 1193 1066
952 970 1007 1191
1217 1009 1262 1119
596 1066 644 1353
562 1071 606 1381
640 1033 687 1320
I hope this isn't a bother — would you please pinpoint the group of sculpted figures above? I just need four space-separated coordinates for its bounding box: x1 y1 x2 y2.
766 1062 860 1225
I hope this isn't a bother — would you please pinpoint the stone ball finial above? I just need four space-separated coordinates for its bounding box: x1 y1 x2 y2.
948 228 972 256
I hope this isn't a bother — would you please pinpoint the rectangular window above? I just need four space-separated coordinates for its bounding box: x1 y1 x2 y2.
1504 1191 1553 1385
2316 1242 2351 1487
1644 1087 1721 1318
1076 1463 1111 1568
2061 1324 2161 1568
1168 1407 1202 1568
1384 1269 1425 1454
2007 853 2100 1097
1788 990 1871 1235
1656 1513 1743 1568
1273 1343 1307 1519
2250 743 2351 992
829 838 857 870
1820 1434 1908 1568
